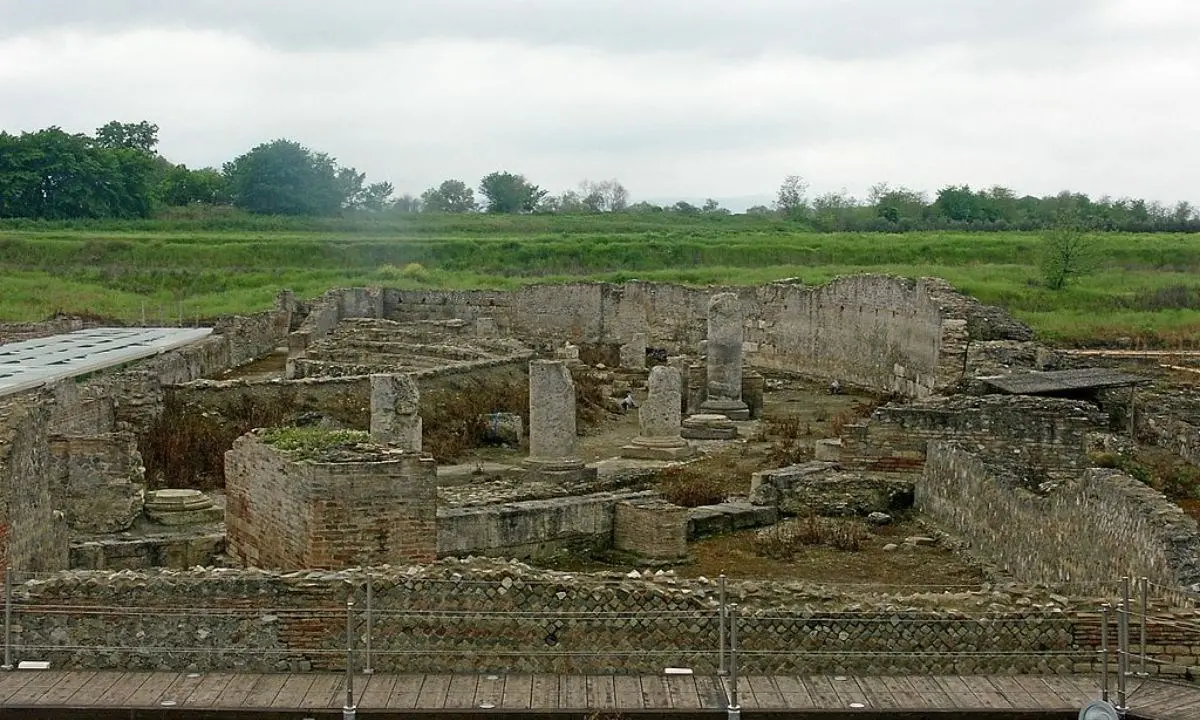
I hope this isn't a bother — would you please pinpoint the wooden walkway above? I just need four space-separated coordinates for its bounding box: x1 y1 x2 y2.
0 671 1197 718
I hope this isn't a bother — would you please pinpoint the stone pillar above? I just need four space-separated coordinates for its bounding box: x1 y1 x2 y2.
742 369 765 420
621 366 693 460
370 374 422 451
524 360 596 481
619 333 647 370
700 293 749 420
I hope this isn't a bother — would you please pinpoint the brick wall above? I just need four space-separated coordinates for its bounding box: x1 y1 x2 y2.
224 433 437 569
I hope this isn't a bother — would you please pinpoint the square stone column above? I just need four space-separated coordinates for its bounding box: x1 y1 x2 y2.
370 374 422 452
621 366 693 460
700 292 750 420
523 360 597 482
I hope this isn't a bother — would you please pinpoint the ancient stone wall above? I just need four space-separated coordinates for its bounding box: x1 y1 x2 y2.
921 442 1200 586
225 434 437 569
840 396 1103 474
0 307 290 569
437 490 654 559
8 562 1200 676
168 359 528 440
378 277 1030 398
0 392 69 571
1101 386 1200 468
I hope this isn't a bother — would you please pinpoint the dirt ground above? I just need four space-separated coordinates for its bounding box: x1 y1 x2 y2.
525 373 986 587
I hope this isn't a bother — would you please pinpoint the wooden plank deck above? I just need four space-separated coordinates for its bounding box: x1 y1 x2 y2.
0 671 1197 718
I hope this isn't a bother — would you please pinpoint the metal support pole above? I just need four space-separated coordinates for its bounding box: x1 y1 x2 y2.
344 599 357 719
1116 599 1128 713
1100 604 1110 703
363 569 374 675
1138 577 1148 677
727 604 740 720
2 568 13 671
718 574 727 676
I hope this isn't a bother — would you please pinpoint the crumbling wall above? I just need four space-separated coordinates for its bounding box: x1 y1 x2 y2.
0 393 69 571
8 561 1200 676
921 441 1200 586
840 396 1103 474
1101 387 1200 468
224 433 437 569
286 287 383 374
378 277 1030 398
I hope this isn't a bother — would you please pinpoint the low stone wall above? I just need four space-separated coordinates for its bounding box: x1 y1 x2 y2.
840 395 1103 475
8 561 1200 676
921 441 1200 586
436 490 654 559
69 530 225 570
1102 386 1200 468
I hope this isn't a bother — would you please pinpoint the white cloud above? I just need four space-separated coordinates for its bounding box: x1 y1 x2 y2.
0 1 1197 209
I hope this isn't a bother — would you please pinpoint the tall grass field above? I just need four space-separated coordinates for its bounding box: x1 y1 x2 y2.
1 213 1197 347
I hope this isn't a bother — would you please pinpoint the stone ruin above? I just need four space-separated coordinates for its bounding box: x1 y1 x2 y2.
1 276 1198 591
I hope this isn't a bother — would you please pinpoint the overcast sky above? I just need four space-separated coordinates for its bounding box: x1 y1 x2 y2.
1 0 1196 210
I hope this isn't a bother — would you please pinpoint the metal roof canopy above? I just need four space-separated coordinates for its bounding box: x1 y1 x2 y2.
0 327 212 399
980 367 1149 395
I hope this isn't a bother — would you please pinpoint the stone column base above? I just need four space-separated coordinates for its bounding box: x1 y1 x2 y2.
620 439 695 461
699 398 750 421
681 414 739 440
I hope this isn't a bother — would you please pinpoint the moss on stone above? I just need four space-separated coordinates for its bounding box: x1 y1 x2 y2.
259 427 372 461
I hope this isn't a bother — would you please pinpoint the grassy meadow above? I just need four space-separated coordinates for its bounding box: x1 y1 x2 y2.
1 213 1198 347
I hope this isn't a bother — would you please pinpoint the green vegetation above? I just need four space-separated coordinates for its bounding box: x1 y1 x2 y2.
1 212 1196 347
259 427 373 460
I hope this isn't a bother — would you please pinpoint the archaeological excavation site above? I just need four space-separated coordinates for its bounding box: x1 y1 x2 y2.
2 275 1200 688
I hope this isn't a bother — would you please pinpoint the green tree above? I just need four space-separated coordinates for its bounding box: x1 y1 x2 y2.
774 174 809 218
479 171 546 214
94 120 159 153
1039 218 1094 290
420 179 476 213
390 194 422 213
0 127 155 219
579 179 629 212
222 139 343 215
156 164 228 206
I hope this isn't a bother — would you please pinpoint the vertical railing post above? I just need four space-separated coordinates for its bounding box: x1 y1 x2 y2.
727 604 740 720
1099 604 1110 703
344 598 357 719
1138 577 1148 677
2 568 13 671
718 574 727 676
1117 588 1129 713
363 568 374 675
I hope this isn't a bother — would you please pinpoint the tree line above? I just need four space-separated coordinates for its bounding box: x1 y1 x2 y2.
2 122 1197 232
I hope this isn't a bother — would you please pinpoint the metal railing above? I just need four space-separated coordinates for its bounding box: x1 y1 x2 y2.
3 567 1200 717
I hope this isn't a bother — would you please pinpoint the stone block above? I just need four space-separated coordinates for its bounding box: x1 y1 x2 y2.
614 498 688 559
681 414 738 440
814 437 843 462
687 506 732 538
